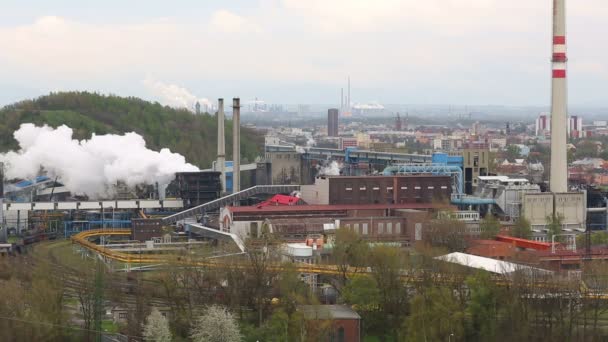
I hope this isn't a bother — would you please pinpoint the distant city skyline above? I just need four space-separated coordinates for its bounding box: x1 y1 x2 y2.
1 0 606 107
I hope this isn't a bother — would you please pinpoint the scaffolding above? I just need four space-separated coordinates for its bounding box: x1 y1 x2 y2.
28 212 64 233
64 220 131 238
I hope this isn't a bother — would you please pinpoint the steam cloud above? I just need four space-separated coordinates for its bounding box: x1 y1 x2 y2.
142 78 211 111
317 161 342 176
0 124 199 198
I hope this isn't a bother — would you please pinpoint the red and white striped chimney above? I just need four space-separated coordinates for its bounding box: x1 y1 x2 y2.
549 0 568 193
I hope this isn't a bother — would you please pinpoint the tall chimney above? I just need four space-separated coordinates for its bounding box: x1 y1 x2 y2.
217 99 226 192
232 98 241 193
347 76 351 112
550 0 568 193
340 88 344 114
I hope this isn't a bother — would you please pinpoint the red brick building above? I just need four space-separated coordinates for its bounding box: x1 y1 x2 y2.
300 175 452 205
221 204 436 243
298 305 361 342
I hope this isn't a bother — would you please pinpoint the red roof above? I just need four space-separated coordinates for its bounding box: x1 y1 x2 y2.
256 194 301 208
467 240 516 259
229 203 450 213
496 235 553 251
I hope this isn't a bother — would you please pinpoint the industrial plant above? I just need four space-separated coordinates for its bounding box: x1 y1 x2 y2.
2 1 608 341
0 0 603 276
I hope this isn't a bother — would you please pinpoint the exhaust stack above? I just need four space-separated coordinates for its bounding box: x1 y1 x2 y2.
232 98 241 193
550 0 568 193
217 98 226 192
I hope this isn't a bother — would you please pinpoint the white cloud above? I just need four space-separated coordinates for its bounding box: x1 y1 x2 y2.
208 9 261 33
0 0 606 105
142 78 211 110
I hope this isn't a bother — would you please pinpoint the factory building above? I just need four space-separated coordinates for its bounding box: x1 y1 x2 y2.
131 218 164 241
263 150 302 185
220 203 437 244
521 192 586 241
300 175 452 205
463 148 489 194
172 171 221 208
474 176 541 220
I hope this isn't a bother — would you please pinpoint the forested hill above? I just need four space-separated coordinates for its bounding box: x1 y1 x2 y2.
0 92 263 168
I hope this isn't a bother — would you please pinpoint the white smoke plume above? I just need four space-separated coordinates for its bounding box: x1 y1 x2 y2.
142 78 212 111
317 161 342 176
304 132 316 147
0 124 199 198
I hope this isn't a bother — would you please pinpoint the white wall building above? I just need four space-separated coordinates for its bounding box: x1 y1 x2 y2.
535 113 551 136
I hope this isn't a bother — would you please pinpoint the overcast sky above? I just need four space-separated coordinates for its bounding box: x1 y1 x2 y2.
0 0 606 108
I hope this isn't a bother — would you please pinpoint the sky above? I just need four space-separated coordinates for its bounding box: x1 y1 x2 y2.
0 0 606 108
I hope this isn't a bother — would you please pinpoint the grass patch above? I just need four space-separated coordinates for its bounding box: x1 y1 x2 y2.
101 320 119 333
34 240 96 271
364 336 397 342
64 297 79 306
363 336 382 342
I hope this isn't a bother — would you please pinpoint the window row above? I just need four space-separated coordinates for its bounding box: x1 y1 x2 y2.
343 185 448 192
343 222 402 235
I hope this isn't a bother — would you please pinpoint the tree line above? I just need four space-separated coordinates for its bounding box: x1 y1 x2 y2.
3 223 608 341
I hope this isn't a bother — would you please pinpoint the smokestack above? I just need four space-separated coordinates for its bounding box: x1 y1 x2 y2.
347 76 351 112
217 99 226 192
340 88 344 114
232 98 241 193
550 0 568 193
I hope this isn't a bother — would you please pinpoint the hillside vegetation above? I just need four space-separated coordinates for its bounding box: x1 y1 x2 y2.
0 92 263 168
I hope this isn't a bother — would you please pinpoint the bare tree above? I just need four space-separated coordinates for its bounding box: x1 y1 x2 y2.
423 217 468 252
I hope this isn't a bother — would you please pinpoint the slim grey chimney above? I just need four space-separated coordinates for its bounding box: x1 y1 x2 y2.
232 98 241 193
217 99 226 192
340 88 344 114
347 76 351 112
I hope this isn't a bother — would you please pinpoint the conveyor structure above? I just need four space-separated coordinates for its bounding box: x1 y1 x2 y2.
161 185 300 225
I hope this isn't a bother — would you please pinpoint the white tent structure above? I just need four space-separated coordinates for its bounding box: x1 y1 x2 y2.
435 252 552 276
